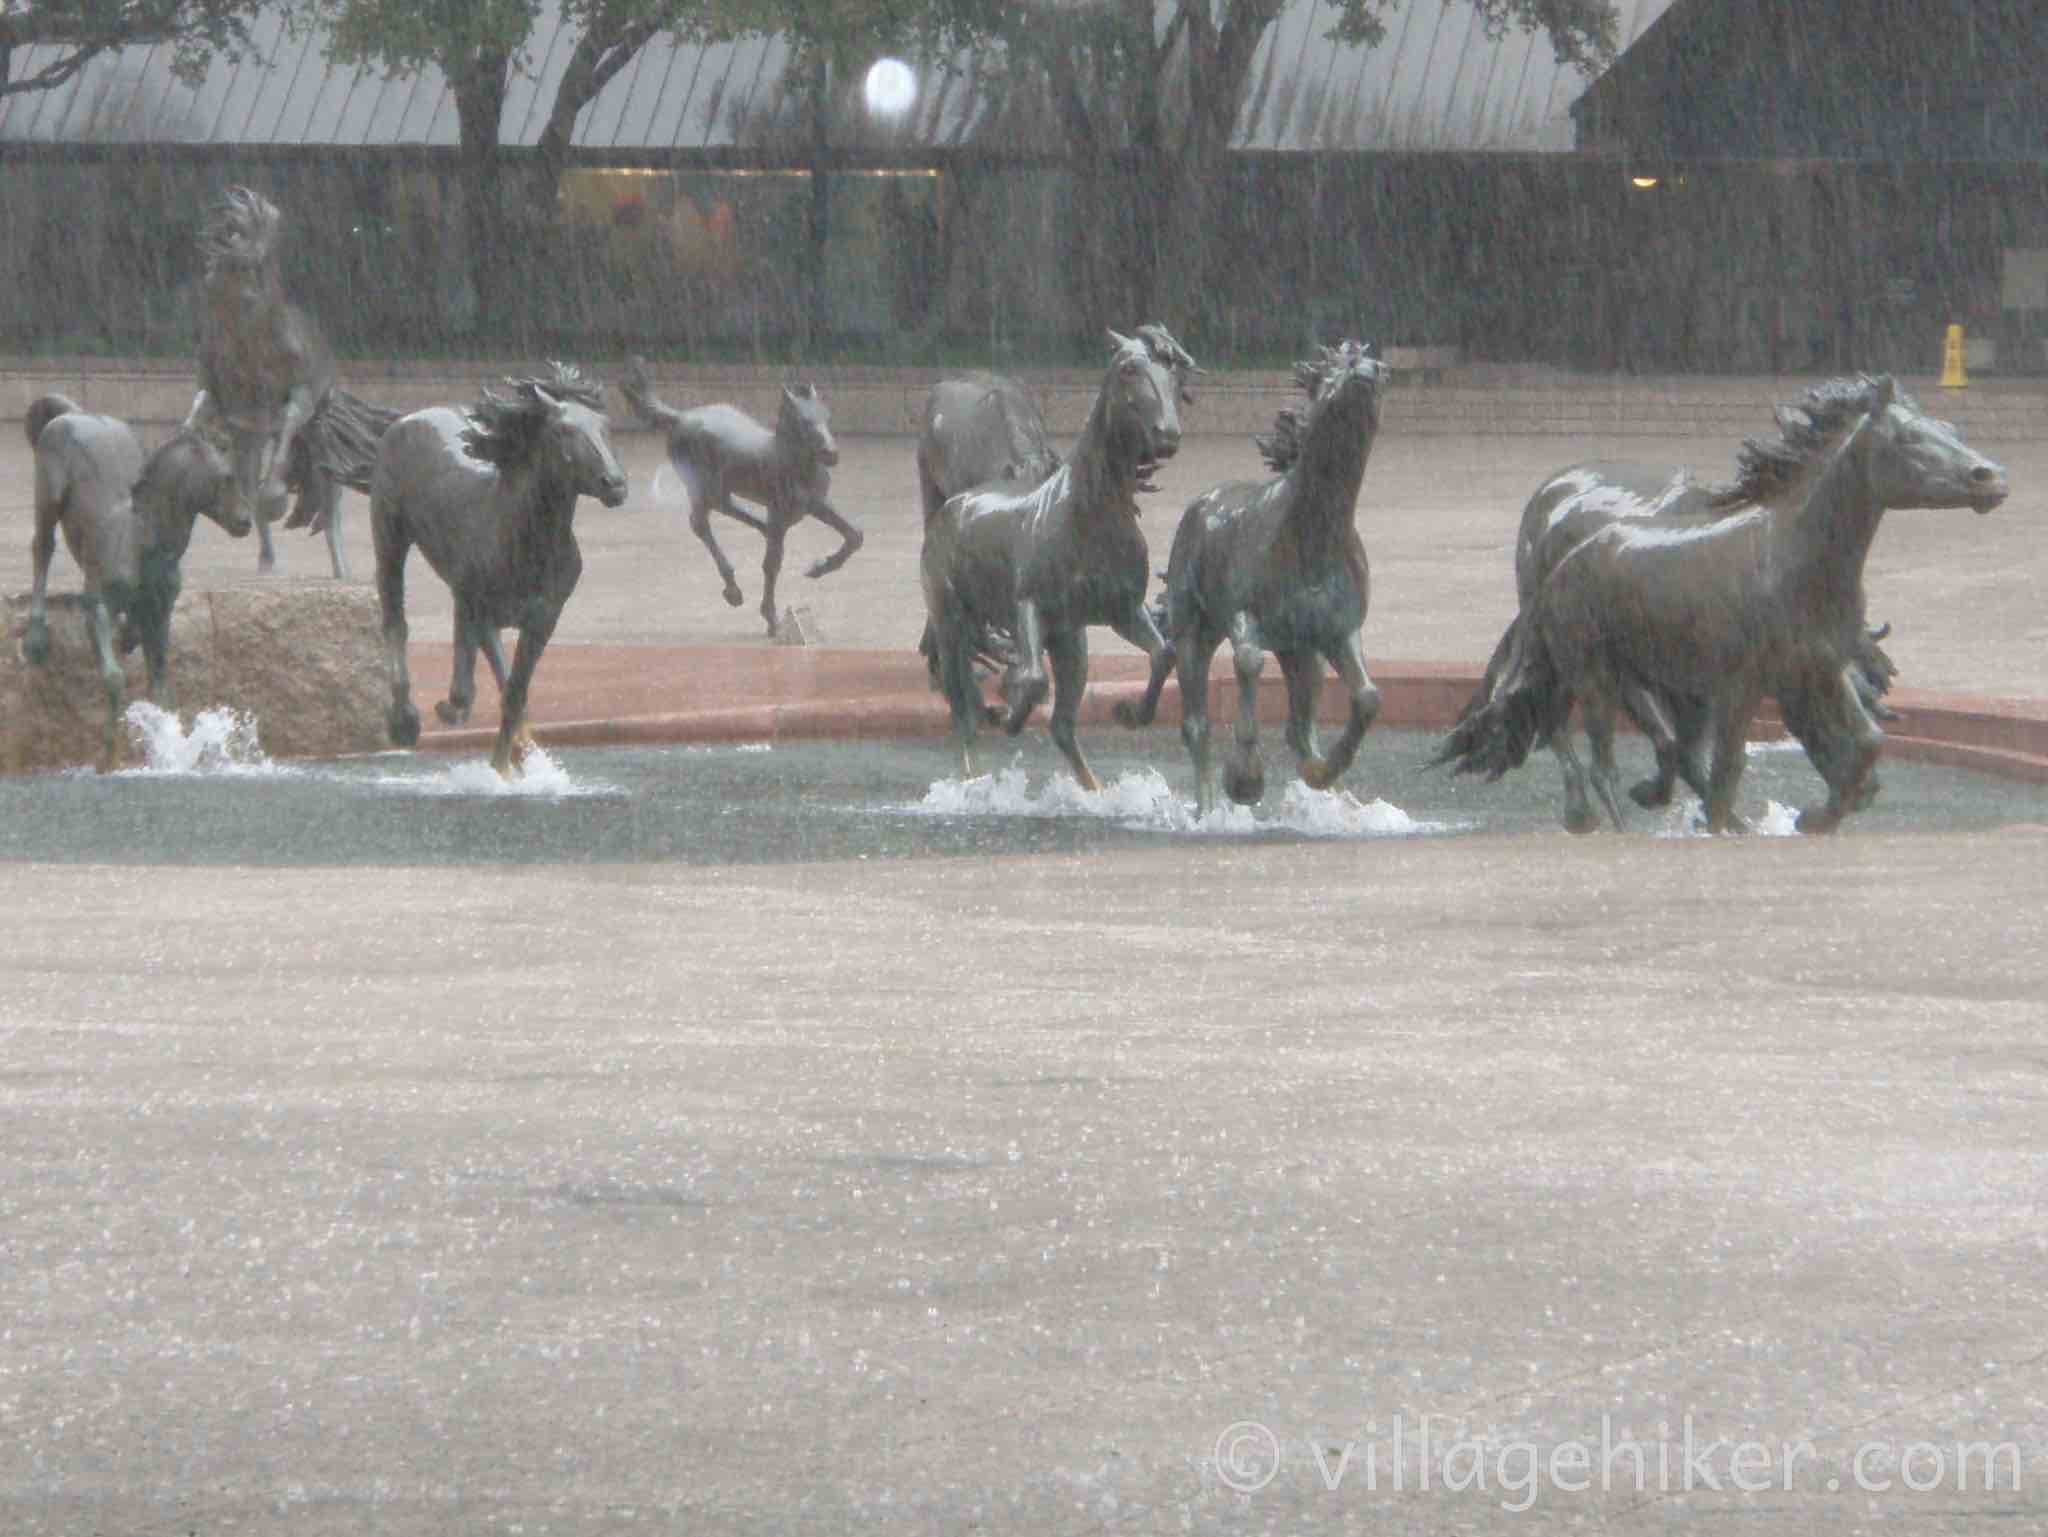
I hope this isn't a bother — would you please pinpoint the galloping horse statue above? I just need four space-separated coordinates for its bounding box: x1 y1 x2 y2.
921 329 1181 787
24 396 249 770
1436 376 2007 834
187 184 398 579
370 365 629 779
617 357 861 635
914 324 1200 699
1462 457 1903 814
1118 341 1389 815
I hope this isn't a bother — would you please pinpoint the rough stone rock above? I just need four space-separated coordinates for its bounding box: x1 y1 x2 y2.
1 581 386 774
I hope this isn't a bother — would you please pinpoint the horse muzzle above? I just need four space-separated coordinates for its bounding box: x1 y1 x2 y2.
1966 466 2008 513
597 476 630 508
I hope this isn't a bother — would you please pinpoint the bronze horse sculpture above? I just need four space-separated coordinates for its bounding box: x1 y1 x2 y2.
371 365 628 779
24 396 249 770
1436 376 2007 834
914 323 1200 697
617 357 861 635
1118 342 1389 816
186 184 398 579
1464 457 1904 815
921 329 1181 787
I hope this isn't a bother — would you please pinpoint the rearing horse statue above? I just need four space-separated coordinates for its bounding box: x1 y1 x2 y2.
921 329 1181 788
187 185 397 579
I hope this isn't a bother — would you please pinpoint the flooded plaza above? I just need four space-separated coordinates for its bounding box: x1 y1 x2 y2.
3 426 2045 1532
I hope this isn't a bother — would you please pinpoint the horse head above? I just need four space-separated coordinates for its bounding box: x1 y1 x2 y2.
467 365 629 508
1103 328 1182 476
778 383 839 469
201 185 283 276
1136 322 1204 405
134 427 251 540
1855 375 2008 514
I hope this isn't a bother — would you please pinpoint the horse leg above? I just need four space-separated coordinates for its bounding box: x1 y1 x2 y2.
436 608 481 726
372 515 420 748
1043 624 1099 792
230 429 285 574
1579 685 1628 830
1222 612 1267 806
84 593 125 773
1794 665 1883 835
492 607 561 780
1178 627 1225 817
1702 685 1764 835
757 520 787 635
1303 631 1382 790
688 486 746 607
1108 603 1175 729
312 471 348 581
1002 600 1049 734
802 498 864 581
1620 684 1699 808
23 503 57 665
935 621 983 778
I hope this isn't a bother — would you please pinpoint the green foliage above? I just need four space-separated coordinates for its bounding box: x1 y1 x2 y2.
0 0 264 94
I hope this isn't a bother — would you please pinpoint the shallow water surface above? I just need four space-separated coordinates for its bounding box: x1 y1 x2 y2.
0 705 2038 867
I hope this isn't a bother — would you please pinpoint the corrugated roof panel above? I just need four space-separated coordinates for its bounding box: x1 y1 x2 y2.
0 0 1683 155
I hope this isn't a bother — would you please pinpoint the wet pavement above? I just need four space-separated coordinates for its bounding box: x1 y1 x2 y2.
3 410 2046 1534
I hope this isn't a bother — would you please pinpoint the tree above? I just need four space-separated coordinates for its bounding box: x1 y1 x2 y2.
306 0 732 333
996 0 1621 335
0 0 259 97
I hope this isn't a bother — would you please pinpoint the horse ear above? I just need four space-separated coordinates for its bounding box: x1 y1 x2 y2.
1106 328 1134 352
1872 374 1896 411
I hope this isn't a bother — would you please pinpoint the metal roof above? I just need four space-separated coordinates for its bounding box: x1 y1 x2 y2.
0 0 1679 155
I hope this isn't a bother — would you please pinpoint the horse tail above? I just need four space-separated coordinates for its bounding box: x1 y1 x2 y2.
615 355 685 433
25 394 82 448
1431 614 1563 779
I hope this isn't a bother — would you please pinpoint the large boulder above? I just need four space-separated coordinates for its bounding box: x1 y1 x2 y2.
0 581 386 773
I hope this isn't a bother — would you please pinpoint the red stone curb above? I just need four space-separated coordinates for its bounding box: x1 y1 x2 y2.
409 643 2048 787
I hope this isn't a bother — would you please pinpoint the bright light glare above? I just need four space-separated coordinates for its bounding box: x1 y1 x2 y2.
864 57 916 117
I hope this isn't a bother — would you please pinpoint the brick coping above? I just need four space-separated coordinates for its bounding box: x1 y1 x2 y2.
406 643 2048 788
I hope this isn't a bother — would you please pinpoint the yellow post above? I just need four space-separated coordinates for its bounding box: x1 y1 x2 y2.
1940 323 1968 388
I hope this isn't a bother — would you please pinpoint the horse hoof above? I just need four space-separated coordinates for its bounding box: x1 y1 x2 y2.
1563 806 1601 835
1111 699 1149 729
20 621 49 666
1002 678 1046 735
722 583 744 608
1795 805 1843 835
1628 777 1672 809
1298 755 1337 791
1849 776 1881 812
389 706 421 748
434 699 469 727
1224 761 1265 805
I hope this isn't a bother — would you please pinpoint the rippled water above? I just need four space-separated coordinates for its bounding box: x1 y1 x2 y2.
0 701 2034 868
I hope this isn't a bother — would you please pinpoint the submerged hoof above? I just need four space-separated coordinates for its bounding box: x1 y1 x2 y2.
721 581 744 608
1628 775 1674 809
20 619 50 666
1563 804 1601 835
434 699 470 727
1298 754 1338 791
1111 698 1151 730
389 704 422 749
1794 804 1844 836
1224 758 1265 806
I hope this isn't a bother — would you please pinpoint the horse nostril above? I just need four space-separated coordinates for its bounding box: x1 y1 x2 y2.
1970 466 1999 483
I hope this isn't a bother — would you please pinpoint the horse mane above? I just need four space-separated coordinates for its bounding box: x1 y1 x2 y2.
1708 375 1906 508
25 393 82 447
1255 341 1379 473
460 363 607 468
200 185 283 277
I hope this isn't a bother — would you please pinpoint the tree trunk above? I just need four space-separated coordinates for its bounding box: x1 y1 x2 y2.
451 53 513 344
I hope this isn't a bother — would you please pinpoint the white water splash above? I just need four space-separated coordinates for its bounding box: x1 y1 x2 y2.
905 762 1448 838
1653 796 1801 838
362 743 621 799
117 702 292 777
1744 736 1806 756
